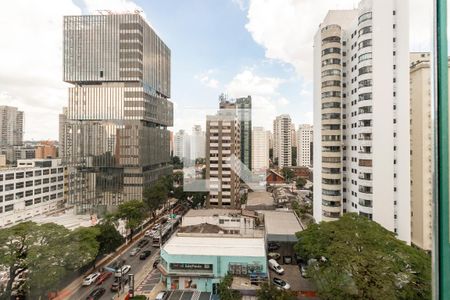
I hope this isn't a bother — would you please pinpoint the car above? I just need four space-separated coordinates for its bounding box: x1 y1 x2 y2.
138 239 150 247
144 230 153 237
86 287 106 300
268 242 281 251
272 277 290 290
153 259 160 269
267 252 281 260
299 263 309 278
114 265 131 277
82 272 101 286
155 291 169 300
268 259 284 275
95 271 112 285
110 277 129 292
140 250 152 260
130 247 141 256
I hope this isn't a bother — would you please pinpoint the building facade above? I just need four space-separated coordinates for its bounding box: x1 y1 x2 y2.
0 159 65 227
251 127 269 174
0 106 23 148
236 96 252 171
62 14 173 214
313 0 411 243
297 124 313 167
35 141 57 159
174 130 190 160
205 107 241 208
273 115 292 168
410 52 433 251
190 125 206 161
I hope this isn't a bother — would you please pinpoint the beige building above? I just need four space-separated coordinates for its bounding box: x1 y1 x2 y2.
410 52 433 251
273 115 292 168
35 141 57 159
205 104 241 208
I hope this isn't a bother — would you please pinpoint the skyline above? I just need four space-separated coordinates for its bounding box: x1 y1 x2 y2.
0 0 432 140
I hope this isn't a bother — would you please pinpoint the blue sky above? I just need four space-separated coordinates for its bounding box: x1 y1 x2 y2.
0 0 431 139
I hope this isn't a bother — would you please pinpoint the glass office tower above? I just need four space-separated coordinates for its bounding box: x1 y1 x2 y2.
62 14 173 214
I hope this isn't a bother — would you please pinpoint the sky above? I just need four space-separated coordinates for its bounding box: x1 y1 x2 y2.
0 0 433 140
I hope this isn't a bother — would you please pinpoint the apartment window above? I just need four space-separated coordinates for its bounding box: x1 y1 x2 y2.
5 205 13 212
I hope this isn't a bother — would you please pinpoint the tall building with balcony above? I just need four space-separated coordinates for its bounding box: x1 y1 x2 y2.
205 105 241 208
0 106 23 147
252 127 269 174
62 13 173 214
313 0 411 243
173 130 190 160
297 124 313 167
273 115 292 168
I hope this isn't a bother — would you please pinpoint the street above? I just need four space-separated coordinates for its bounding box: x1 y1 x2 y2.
69 235 160 300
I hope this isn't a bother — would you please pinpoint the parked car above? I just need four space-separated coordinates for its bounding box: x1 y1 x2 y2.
299 263 308 278
110 277 129 292
155 291 169 300
86 287 105 300
82 272 101 286
144 230 153 237
268 259 284 275
130 247 141 256
268 242 281 251
267 252 281 260
138 239 150 247
140 250 152 260
114 265 131 278
95 271 112 285
272 277 290 290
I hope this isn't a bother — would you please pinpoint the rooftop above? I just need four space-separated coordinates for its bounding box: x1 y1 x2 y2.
260 210 303 242
163 235 265 257
184 208 241 218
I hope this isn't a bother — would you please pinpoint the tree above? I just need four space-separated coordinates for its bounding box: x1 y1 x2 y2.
296 177 307 189
0 222 99 299
115 200 146 238
281 167 295 182
95 221 125 258
294 214 431 300
257 283 296 300
143 180 168 216
171 156 183 169
218 274 241 300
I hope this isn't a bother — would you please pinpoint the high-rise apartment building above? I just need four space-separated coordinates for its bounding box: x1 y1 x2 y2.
273 115 292 168
252 127 269 174
58 107 67 158
297 124 313 167
205 105 241 208
62 13 173 214
313 0 411 243
174 130 190 160
410 52 434 251
190 125 206 161
0 106 23 147
236 96 252 171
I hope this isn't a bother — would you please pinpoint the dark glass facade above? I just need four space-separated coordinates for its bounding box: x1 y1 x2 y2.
236 96 252 171
62 14 172 214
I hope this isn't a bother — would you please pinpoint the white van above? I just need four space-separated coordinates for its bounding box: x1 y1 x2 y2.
268 259 285 275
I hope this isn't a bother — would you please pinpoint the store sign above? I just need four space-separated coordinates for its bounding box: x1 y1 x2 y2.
170 263 213 271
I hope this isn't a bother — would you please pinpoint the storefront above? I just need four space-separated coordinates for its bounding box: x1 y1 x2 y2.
159 235 268 293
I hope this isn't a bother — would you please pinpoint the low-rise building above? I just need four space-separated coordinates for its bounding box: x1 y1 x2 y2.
0 159 65 227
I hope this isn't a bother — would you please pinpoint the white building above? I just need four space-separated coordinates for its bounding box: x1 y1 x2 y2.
297 124 313 167
273 115 292 168
0 106 23 147
313 0 411 243
251 127 269 173
190 125 206 161
0 159 65 227
174 130 190 160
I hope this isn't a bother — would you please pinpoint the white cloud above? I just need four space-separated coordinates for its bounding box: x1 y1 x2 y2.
232 0 246 11
0 0 81 140
226 70 288 130
195 70 220 89
245 0 433 79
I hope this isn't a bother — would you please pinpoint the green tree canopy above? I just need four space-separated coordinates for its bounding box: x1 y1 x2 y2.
281 167 295 182
0 222 99 299
217 274 241 300
296 177 307 189
144 180 168 216
294 213 431 300
95 221 125 257
257 283 296 300
115 200 146 235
